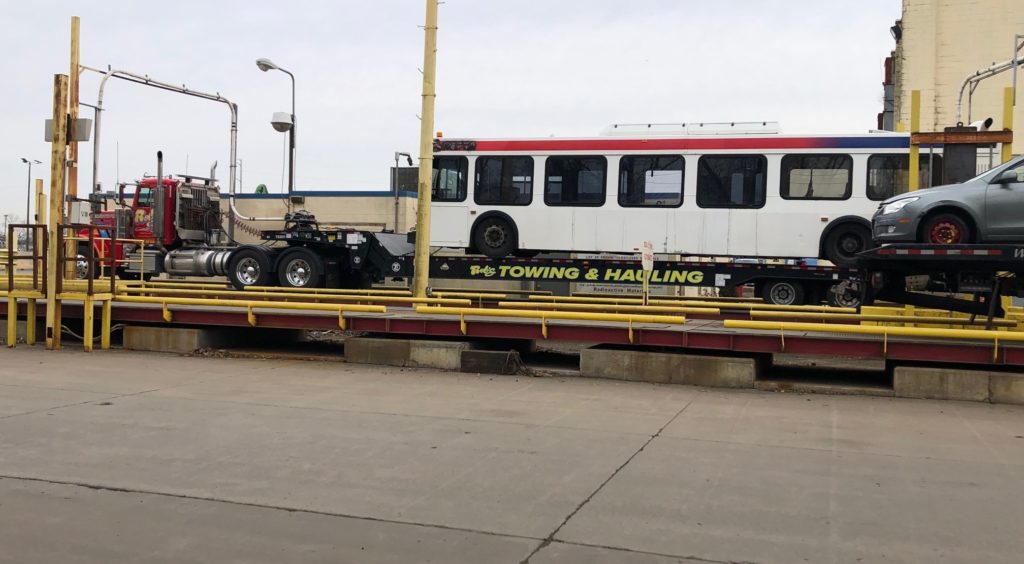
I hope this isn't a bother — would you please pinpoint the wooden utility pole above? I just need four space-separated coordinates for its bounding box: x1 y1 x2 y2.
45 74 69 350
68 16 80 200
412 0 439 297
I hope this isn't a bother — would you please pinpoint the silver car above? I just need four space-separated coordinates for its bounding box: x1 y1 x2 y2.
873 155 1024 244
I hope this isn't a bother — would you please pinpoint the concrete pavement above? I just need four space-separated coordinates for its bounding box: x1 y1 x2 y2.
1 347 1023 563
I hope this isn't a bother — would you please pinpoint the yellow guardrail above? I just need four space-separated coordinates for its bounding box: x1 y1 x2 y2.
748 310 1019 328
497 301 719 316
118 286 470 306
244 285 413 296
115 295 386 329
724 319 1024 359
526 294 856 313
415 305 684 342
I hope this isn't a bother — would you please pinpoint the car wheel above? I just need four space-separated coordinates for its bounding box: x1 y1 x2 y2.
824 224 871 267
472 217 516 258
921 213 971 245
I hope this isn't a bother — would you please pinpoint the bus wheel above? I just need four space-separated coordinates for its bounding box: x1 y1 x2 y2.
762 280 805 306
473 217 516 258
278 248 324 288
228 248 273 289
824 224 870 267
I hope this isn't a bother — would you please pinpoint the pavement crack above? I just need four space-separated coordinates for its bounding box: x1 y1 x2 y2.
520 397 696 564
549 538 762 564
0 473 541 545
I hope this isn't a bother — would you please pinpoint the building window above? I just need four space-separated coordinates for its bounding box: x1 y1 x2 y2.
544 156 607 206
867 154 943 201
696 155 767 208
780 154 852 200
618 155 684 207
432 156 468 202
474 156 533 205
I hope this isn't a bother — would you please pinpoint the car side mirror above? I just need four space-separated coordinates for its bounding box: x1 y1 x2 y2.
994 169 1024 184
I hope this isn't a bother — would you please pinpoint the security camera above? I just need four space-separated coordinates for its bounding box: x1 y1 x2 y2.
271 112 293 133
969 117 994 131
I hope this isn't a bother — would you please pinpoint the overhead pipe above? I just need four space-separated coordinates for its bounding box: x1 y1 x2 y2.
79 65 286 226
955 56 1024 125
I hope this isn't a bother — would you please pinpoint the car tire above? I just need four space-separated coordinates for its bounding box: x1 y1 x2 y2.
823 224 871 267
921 213 971 245
761 280 805 306
472 216 517 258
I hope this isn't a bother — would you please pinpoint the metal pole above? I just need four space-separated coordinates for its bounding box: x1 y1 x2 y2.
413 0 439 298
289 71 296 200
909 90 920 192
45 74 70 350
393 154 399 231
25 161 32 248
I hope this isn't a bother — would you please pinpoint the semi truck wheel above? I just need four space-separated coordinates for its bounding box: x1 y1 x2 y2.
277 248 324 288
761 280 805 306
228 248 273 289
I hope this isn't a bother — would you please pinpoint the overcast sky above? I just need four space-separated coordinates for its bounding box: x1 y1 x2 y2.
0 0 900 220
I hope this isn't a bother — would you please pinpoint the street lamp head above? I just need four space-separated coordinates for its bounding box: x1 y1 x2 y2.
20 157 28 164
256 58 279 72
270 111 293 133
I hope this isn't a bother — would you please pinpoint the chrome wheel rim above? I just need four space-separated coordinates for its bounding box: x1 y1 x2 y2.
768 283 797 305
285 258 313 287
236 257 261 286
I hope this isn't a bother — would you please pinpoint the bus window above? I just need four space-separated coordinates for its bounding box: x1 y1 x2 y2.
544 156 607 206
618 155 684 207
432 156 468 202
780 154 852 200
867 154 943 200
696 155 767 208
474 156 533 205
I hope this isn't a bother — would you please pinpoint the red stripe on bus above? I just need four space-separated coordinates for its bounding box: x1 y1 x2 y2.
471 138 838 152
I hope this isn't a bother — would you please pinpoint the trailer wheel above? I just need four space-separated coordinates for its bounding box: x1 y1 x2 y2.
228 248 273 289
277 248 324 288
826 281 862 308
472 216 516 258
762 280 805 306
823 223 870 267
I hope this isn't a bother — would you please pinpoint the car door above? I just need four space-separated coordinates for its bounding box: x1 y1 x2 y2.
983 161 1024 240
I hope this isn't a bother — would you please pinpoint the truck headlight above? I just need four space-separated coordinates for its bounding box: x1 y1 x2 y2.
880 197 919 215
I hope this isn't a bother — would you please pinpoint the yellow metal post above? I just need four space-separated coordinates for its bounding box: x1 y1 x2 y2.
6 298 15 348
1003 86 1014 163
82 296 93 352
909 90 921 191
100 299 111 349
45 74 69 350
412 0 439 298
64 16 80 279
35 178 46 227
26 299 36 345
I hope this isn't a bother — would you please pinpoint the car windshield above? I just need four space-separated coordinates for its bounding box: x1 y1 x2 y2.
973 156 1024 184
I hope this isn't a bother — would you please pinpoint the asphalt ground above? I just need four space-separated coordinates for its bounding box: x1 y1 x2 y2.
1 347 1023 563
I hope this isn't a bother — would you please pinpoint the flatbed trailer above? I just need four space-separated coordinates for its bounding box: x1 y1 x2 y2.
846 243 1024 319
282 229 859 306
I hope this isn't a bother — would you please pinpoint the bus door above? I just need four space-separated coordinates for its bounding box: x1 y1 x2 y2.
430 156 471 247
693 155 765 256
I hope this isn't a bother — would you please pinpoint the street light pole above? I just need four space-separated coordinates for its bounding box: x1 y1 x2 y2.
393 152 413 232
256 58 296 199
20 157 42 249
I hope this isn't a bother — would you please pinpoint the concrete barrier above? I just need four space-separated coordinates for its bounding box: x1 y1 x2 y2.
989 372 1024 405
580 346 758 388
893 366 1024 404
345 337 471 370
123 326 231 354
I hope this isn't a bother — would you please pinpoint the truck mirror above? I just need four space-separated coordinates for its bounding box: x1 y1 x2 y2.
117 184 127 206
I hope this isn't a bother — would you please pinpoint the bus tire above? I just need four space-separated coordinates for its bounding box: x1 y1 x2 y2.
472 216 517 258
228 247 274 289
277 247 324 288
823 223 871 267
762 280 805 306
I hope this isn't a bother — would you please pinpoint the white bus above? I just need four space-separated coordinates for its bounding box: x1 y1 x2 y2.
429 123 941 266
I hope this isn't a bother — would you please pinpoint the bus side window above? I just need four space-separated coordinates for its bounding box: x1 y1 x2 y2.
696 155 767 209
432 156 468 202
474 156 533 205
618 155 683 207
545 156 607 206
867 153 943 201
781 154 853 200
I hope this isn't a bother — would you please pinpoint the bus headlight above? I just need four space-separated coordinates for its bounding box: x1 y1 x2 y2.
880 197 919 215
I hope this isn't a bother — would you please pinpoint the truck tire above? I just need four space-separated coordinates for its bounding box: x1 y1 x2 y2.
761 280 805 306
277 247 324 288
228 247 273 289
